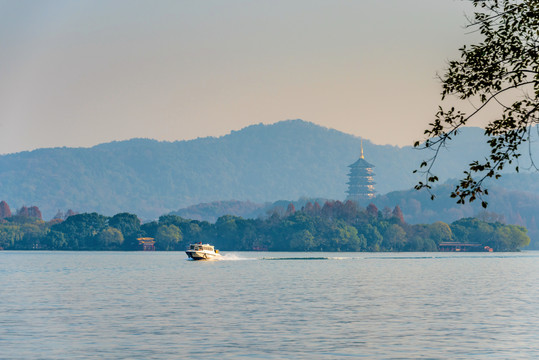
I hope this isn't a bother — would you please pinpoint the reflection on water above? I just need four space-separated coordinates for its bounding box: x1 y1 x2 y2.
1 251 538 359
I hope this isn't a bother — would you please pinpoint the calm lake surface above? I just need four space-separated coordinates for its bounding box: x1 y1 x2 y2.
1 251 538 359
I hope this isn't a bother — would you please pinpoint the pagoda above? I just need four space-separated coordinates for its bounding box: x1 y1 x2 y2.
345 140 375 204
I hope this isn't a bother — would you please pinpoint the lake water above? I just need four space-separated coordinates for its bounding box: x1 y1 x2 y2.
1 251 538 359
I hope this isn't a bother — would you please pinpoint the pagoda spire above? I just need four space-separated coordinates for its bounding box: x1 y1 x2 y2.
360 139 364 159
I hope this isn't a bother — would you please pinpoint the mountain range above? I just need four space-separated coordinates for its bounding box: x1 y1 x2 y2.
1 119 538 221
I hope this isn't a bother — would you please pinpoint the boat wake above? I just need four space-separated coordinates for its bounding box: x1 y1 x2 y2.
194 253 538 262
262 256 353 261
217 254 256 261
218 254 359 261
218 254 356 261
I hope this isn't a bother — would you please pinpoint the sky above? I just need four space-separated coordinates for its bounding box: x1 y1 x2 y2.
0 0 477 155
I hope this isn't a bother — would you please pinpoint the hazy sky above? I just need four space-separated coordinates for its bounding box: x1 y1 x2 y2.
0 0 476 154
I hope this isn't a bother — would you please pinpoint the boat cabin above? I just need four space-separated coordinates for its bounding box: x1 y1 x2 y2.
189 243 215 252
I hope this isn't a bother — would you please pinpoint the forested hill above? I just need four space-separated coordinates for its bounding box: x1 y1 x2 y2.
0 119 529 219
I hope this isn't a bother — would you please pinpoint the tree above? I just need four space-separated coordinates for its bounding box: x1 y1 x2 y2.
17 206 30 217
316 219 361 251
341 200 360 222
0 224 22 249
0 201 11 219
155 224 182 251
382 224 407 251
382 207 392 219
392 205 405 224
313 202 322 215
51 212 108 249
19 223 46 249
289 229 315 251
28 206 42 220
304 202 314 215
366 203 378 218
487 223 530 251
356 223 383 251
415 0 539 208
285 203 296 216
427 221 453 245
109 213 140 239
95 227 124 249
158 214 190 227
43 230 68 250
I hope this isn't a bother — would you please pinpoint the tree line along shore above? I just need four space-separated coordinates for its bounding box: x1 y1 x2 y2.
0 200 530 252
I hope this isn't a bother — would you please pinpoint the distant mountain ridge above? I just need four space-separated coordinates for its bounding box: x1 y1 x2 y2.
0 119 536 219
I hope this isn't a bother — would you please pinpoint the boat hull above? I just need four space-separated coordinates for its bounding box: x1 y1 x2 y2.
185 250 221 261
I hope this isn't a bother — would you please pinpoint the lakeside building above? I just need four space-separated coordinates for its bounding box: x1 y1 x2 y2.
346 140 376 204
137 237 155 251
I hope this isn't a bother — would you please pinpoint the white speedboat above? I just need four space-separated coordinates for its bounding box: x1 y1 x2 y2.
186 243 222 260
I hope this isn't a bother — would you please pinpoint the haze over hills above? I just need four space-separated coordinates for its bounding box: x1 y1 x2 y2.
0 119 536 220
